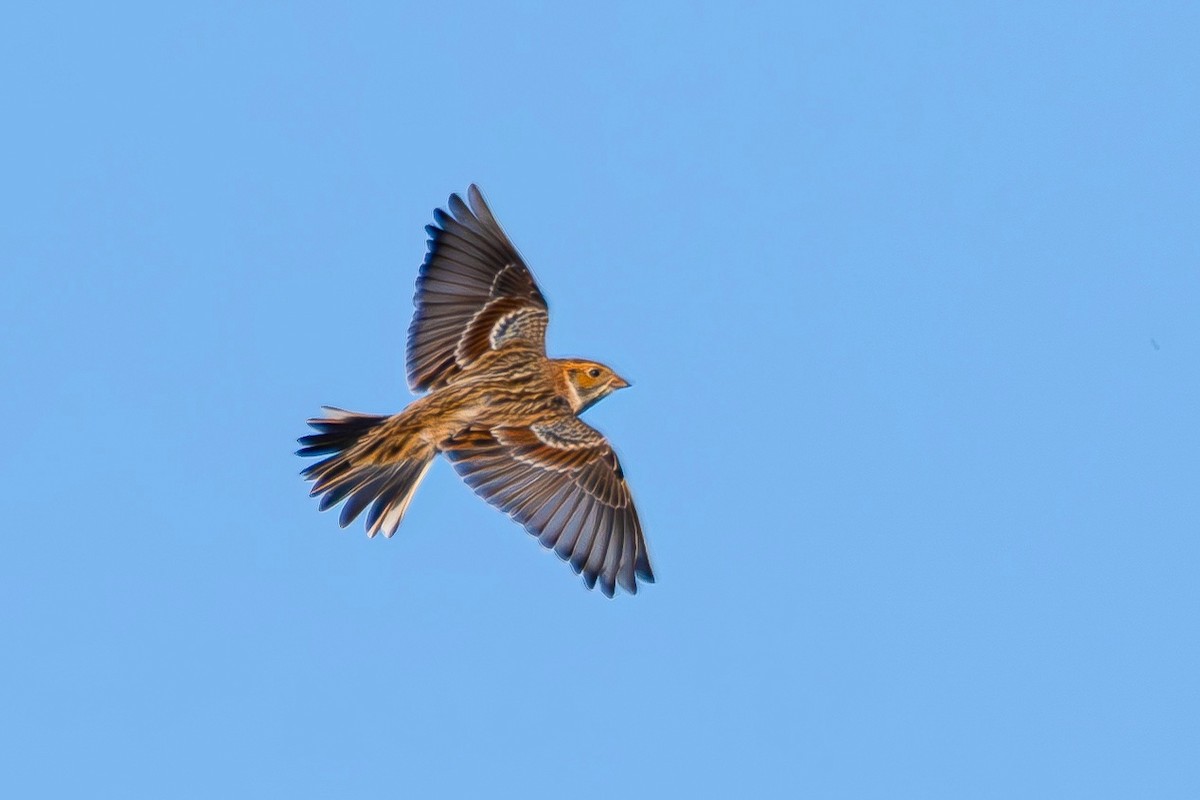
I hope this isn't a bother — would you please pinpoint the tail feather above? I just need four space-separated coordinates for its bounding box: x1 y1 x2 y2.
298 407 434 538
362 460 434 535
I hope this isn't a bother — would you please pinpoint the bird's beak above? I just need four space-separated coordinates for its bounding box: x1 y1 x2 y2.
611 374 632 390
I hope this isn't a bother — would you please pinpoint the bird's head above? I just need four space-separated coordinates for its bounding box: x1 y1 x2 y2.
555 359 631 413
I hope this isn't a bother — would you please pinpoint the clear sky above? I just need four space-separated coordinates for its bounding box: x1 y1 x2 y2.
2 3 1197 797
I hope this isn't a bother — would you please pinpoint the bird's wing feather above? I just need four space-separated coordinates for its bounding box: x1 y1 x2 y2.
442 415 654 597
407 185 549 392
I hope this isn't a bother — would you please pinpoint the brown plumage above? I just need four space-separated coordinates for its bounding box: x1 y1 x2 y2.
298 185 654 597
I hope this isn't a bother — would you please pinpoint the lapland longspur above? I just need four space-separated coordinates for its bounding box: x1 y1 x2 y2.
298 186 653 597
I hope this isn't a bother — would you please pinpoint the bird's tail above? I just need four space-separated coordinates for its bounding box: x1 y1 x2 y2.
297 407 435 537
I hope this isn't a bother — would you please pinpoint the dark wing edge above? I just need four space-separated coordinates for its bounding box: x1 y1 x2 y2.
406 185 549 393
442 418 655 597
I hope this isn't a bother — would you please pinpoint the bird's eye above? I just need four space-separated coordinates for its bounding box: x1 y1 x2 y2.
588 368 602 378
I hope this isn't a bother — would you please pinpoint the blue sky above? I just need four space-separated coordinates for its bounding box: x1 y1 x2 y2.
3 2 1197 797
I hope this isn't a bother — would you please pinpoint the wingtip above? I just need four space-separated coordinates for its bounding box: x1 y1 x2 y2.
467 184 492 220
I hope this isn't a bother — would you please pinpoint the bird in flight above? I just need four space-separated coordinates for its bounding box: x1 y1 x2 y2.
298 186 654 596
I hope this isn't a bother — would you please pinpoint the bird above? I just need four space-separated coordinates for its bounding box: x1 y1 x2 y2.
297 185 654 597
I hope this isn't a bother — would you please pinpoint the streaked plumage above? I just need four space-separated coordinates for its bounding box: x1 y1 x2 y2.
298 186 653 596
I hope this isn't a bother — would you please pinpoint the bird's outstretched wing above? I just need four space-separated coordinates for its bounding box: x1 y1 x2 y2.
442 415 655 597
407 185 549 393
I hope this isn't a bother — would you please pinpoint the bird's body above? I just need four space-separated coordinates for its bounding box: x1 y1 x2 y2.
327 349 619 479
298 186 653 596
